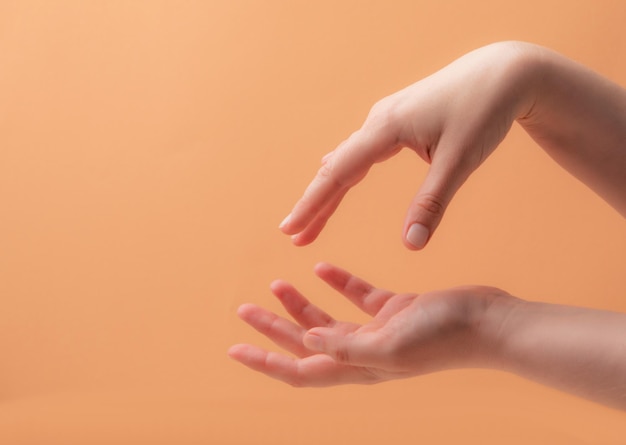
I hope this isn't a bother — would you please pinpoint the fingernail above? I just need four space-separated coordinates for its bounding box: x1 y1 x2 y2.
279 213 291 230
304 333 324 352
407 223 429 249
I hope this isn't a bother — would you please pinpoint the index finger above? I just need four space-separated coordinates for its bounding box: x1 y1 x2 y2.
314 262 395 316
279 124 399 243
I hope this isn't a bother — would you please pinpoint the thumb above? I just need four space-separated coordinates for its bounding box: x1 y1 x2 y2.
403 153 470 250
303 328 379 367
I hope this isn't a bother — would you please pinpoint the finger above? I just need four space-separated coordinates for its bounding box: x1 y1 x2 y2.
402 147 471 250
228 344 306 385
278 156 362 237
237 304 310 357
303 327 389 369
279 125 398 238
270 280 335 329
314 262 395 316
227 344 381 386
290 190 347 246
321 150 334 165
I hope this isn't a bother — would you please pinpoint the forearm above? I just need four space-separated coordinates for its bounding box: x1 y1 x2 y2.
518 44 626 216
486 297 626 410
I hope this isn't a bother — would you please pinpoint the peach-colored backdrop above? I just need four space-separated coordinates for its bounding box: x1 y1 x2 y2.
0 1 625 443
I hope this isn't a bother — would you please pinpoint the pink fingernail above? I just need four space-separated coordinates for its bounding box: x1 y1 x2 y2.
279 213 291 229
407 223 429 250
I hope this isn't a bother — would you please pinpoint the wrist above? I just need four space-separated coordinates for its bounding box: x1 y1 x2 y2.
494 41 547 122
473 289 527 370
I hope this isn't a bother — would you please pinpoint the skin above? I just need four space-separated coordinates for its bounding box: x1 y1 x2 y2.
228 262 511 387
278 41 626 249
229 42 626 410
228 264 626 410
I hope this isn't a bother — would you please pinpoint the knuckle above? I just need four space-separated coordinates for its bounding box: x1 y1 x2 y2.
317 161 333 179
316 160 347 190
286 364 308 388
415 193 446 217
366 98 400 133
333 345 351 364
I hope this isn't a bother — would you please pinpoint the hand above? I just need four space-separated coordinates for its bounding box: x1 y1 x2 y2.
228 263 514 387
279 41 538 250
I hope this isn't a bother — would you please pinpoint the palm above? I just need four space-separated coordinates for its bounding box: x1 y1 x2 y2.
229 263 503 386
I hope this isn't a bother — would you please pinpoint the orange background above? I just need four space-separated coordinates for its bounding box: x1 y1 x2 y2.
0 1 625 443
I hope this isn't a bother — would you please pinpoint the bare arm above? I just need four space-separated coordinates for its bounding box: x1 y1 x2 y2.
231 43 626 409
229 264 626 410
519 46 626 216
279 42 626 249
489 298 626 410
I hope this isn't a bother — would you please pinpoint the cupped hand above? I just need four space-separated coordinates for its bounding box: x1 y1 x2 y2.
279 41 538 250
228 263 515 386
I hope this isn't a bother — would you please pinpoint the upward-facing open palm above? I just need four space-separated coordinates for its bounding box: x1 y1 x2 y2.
229 263 511 387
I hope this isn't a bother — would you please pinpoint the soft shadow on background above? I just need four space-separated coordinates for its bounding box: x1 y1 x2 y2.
0 1 625 443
